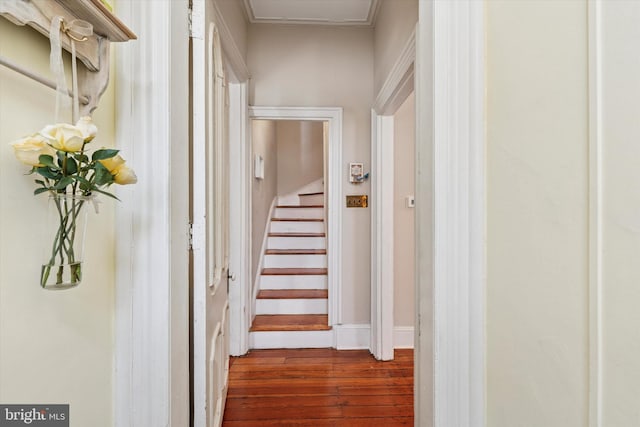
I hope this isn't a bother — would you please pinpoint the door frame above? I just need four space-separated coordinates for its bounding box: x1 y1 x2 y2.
113 1 191 426
415 1 486 425
228 82 251 356
114 1 485 426
371 29 416 362
248 106 343 328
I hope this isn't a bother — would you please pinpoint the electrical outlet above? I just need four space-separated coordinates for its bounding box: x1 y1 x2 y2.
346 195 368 208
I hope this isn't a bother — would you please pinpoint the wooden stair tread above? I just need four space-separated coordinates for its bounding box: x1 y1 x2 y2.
262 268 328 276
276 205 324 208
265 249 326 255
250 315 331 332
268 232 326 237
257 289 328 299
271 218 323 222
298 191 324 196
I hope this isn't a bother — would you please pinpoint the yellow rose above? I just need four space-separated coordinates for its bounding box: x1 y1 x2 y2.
99 154 125 172
114 165 137 185
11 134 57 167
40 123 85 152
75 116 97 142
99 154 137 185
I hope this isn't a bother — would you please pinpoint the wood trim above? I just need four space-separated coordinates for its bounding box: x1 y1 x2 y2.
113 1 190 426
588 2 603 426
335 324 371 350
212 0 249 82
373 28 416 115
370 112 395 361
418 1 486 426
229 82 250 357
249 106 343 327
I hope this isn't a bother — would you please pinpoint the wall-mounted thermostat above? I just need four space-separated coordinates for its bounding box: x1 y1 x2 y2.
349 162 363 183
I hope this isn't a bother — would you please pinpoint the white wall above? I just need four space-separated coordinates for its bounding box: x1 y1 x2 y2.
251 120 278 284
486 1 589 425
0 19 115 426
248 24 374 323
393 92 415 328
600 2 640 424
276 120 324 196
373 0 418 96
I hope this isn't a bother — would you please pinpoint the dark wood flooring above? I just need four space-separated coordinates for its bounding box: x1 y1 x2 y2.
222 348 414 426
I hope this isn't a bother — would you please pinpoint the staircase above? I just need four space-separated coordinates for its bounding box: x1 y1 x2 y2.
249 191 333 349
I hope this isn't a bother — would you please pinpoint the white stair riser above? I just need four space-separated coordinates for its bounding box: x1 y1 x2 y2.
264 254 326 268
250 330 334 349
260 275 327 290
274 207 324 219
270 221 324 233
267 236 326 250
299 194 324 206
255 298 328 315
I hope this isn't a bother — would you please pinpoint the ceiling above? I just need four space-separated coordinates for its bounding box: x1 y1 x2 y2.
242 0 380 26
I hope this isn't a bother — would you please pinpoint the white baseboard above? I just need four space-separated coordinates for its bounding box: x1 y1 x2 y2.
334 324 371 350
394 326 415 349
250 330 334 349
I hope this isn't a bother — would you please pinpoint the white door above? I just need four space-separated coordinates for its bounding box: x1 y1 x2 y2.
191 1 230 426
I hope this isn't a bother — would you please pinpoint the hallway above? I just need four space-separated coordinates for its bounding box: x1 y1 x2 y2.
222 349 414 426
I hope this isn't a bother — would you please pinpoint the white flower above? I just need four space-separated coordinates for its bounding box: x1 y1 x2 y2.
40 123 85 152
11 134 57 167
75 116 97 142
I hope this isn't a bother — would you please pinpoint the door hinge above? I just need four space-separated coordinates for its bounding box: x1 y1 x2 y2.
188 2 204 40
188 222 194 251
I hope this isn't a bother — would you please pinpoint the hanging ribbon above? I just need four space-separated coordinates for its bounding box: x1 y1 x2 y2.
49 17 93 123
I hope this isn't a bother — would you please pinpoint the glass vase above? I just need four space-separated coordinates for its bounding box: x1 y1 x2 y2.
40 193 91 290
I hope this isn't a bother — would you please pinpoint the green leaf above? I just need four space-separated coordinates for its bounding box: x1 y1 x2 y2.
53 176 73 190
74 154 89 163
34 179 45 186
93 162 114 186
92 149 119 161
35 167 60 180
65 157 78 175
34 188 50 196
38 155 57 169
56 151 66 167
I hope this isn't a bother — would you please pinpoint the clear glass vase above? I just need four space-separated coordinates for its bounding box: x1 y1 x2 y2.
40 193 91 290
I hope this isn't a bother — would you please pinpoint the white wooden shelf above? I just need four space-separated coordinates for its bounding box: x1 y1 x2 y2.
0 0 136 115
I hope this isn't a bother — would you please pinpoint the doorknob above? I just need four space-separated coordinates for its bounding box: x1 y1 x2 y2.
227 271 236 281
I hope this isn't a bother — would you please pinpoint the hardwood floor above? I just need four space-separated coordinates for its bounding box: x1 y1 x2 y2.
223 348 414 426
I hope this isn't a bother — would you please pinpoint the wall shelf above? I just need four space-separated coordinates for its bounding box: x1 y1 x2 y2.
0 0 136 115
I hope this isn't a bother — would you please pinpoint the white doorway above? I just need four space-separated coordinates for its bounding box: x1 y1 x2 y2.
233 107 343 348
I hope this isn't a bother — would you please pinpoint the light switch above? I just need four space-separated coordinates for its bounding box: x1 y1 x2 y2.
406 196 415 208
346 195 368 208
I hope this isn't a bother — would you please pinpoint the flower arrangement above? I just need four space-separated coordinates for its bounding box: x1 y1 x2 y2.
10 117 136 288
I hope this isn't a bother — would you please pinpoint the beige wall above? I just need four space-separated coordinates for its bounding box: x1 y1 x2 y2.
248 24 374 323
251 120 278 285
0 20 115 426
373 0 418 95
393 92 415 328
276 120 324 196
486 1 589 425
600 2 640 424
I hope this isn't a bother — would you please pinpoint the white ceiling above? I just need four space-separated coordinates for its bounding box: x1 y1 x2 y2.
243 0 380 26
